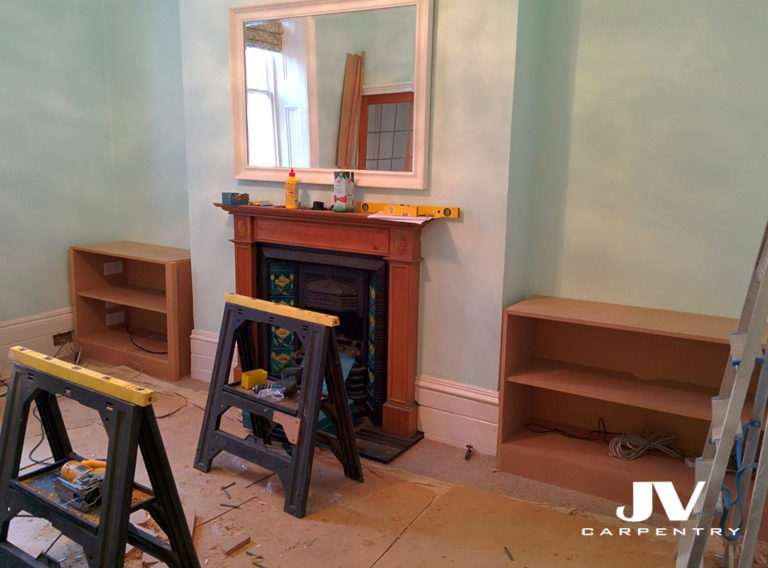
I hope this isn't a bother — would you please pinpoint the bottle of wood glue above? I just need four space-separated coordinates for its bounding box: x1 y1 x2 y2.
285 168 299 209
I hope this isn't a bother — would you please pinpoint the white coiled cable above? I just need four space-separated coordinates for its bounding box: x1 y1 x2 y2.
608 431 684 461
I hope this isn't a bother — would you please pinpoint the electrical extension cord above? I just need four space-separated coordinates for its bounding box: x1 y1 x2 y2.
608 431 684 461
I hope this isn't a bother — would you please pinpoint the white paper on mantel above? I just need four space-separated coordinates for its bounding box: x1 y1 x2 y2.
367 211 430 224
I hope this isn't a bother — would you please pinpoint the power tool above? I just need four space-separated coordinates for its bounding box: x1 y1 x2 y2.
54 459 106 512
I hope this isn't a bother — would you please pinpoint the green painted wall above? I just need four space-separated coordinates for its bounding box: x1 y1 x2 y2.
527 0 768 318
417 0 518 389
104 0 191 248
502 0 544 309
0 1 190 323
0 2 115 321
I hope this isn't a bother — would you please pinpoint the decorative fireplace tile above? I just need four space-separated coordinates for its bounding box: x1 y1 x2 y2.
270 261 296 297
367 338 375 369
270 348 295 373
270 325 295 349
268 262 297 375
367 367 376 397
368 273 377 410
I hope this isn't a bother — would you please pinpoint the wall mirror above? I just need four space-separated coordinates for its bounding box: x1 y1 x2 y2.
229 0 432 189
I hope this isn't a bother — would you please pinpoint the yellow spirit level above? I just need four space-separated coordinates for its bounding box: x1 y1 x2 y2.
357 202 460 219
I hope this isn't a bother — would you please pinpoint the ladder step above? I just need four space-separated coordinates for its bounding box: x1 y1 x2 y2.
729 331 747 366
708 397 729 444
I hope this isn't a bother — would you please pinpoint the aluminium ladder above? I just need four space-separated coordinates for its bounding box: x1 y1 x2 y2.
677 219 768 568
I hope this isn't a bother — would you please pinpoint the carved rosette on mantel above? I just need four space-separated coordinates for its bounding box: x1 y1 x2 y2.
216 203 432 437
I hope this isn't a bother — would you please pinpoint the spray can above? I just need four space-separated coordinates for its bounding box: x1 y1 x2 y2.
285 168 299 209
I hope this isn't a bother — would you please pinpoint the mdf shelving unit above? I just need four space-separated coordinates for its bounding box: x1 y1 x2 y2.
496 295 768 508
69 241 193 381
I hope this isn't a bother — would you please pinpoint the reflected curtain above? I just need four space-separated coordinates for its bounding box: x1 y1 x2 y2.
244 21 284 53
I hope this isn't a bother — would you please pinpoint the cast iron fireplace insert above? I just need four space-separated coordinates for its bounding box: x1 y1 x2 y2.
257 244 388 425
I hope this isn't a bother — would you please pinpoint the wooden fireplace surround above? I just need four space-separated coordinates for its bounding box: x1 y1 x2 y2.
216 203 432 437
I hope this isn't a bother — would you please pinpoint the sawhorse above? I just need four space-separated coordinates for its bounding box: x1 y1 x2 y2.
0 346 200 568
194 293 364 518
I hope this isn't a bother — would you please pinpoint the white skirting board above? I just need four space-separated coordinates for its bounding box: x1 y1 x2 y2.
190 329 220 382
416 375 499 456
190 328 500 455
0 308 74 377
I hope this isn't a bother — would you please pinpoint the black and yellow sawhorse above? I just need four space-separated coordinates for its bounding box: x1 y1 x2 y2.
0 346 199 568
194 293 364 518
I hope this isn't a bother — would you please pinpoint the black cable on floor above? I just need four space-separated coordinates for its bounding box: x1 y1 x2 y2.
525 418 619 442
126 325 168 355
28 402 53 466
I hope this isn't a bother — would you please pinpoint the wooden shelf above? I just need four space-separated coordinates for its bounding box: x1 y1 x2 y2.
69 242 192 381
78 285 167 313
507 295 768 345
78 328 168 360
497 427 696 505
77 328 171 380
495 295 762 514
70 241 191 263
508 359 718 421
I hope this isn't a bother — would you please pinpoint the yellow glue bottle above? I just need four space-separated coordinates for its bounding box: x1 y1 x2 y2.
285 168 299 209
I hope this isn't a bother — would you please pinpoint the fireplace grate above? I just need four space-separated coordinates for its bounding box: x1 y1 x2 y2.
305 278 359 313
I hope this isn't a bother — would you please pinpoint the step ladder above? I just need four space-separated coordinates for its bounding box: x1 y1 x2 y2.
0 346 200 568
194 294 364 519
677 219 768 568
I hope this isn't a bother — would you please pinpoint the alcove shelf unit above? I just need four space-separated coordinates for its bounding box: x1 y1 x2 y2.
69 241 192 381
496 295 768 507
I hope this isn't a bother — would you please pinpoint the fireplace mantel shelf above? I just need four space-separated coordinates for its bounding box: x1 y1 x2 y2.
216 202 434 437
216 203 434 228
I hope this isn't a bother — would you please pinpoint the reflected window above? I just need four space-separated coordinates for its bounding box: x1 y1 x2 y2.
245 46 280 167
244 19 311 169
357 92 414 171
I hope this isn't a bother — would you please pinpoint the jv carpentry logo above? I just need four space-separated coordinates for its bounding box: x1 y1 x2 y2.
580 481 740 537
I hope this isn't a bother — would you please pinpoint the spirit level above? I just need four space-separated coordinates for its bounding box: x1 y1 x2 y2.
357 202 460 219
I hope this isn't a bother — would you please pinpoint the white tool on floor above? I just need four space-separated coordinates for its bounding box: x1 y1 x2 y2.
676 219 768 568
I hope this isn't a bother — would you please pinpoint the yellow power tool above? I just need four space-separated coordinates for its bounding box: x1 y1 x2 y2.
55 459 106 512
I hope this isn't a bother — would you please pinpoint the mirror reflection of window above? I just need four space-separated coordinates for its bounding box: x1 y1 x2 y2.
244 20 312 169
245 46 279 167
357 92 413 171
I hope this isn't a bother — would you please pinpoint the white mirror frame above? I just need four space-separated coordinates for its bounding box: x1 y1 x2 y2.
229 0 432 189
